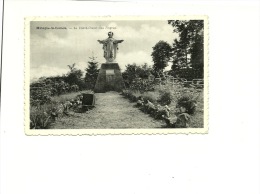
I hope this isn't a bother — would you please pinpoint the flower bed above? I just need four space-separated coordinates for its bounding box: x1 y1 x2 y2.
30 90 94 129
122 82 203 128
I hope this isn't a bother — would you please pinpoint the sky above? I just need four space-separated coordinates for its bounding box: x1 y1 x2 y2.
30 20 178 81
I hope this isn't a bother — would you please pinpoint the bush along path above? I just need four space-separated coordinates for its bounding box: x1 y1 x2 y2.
50 91 165 129
121 87 203 128
30 91 90 129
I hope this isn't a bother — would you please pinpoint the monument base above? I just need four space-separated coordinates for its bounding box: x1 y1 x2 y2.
94 63 125 93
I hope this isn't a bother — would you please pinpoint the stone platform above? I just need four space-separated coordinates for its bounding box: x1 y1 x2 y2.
94 63 125 93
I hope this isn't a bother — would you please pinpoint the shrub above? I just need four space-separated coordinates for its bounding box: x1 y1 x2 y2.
30 104 57 129
30 90 90 129
176 95 197 115
122 63 153 87
158 91 173 105
122 90 141 102
129 79 155 93
142 91 159 104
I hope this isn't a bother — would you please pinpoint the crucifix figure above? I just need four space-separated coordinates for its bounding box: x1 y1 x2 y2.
97 31 124 63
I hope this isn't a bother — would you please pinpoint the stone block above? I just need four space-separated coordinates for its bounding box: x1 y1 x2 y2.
94 63 125 93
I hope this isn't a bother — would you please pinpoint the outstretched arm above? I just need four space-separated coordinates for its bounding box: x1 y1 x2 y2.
114 40 124 44
98 40 106 44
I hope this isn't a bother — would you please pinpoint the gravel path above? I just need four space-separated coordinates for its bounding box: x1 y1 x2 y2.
51 91 164 129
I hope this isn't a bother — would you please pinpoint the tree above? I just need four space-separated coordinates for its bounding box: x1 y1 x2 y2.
151 41 172 76
64 63 84 87
168 20 204 79
190 32 204 78
85 56 99 90
137 63 152 80
122 63 138 85
122 63 153 87
67 63 77 72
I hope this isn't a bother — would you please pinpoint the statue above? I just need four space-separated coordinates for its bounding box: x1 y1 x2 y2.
98 31 124 63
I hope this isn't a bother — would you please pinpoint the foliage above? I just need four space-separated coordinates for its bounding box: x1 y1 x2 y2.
64 63 85 89
190 32 204 78
124 80 201 110
30 107 51 129
30 103 60 129
141 91 159 104
122 63 154 88
176 95 197 115
151 41 172 74
122 90 140 102
30 90 95 129
169 67 196 81
85 56 99 90
30 79 76 105
168 20 204 80
122 80 203 128
30 62 91 106
30 59 100 129
158 91 173 105
129 79 155 93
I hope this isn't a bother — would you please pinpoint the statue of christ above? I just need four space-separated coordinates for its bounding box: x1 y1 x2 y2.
97 31 124 63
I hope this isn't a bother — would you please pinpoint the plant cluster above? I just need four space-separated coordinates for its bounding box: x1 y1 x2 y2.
129 79 155 93
122 63 154 88
30 91 94 129
122 81 202 128
30 79 80 106
122 90 171 120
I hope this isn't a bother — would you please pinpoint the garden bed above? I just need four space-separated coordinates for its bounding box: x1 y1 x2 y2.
122 82 204 128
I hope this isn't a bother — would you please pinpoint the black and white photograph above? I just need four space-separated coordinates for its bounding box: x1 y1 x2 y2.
1 1 260 194
26 17 208 134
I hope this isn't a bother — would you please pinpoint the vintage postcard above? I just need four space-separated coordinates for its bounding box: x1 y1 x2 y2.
24 16 208 135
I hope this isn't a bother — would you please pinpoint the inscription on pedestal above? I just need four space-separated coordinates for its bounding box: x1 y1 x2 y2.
106 70 115 75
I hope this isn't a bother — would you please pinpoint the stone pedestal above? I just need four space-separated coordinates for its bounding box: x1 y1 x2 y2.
94 63 125 93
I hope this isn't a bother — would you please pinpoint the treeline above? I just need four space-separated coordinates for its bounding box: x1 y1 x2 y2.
151 20 204 80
